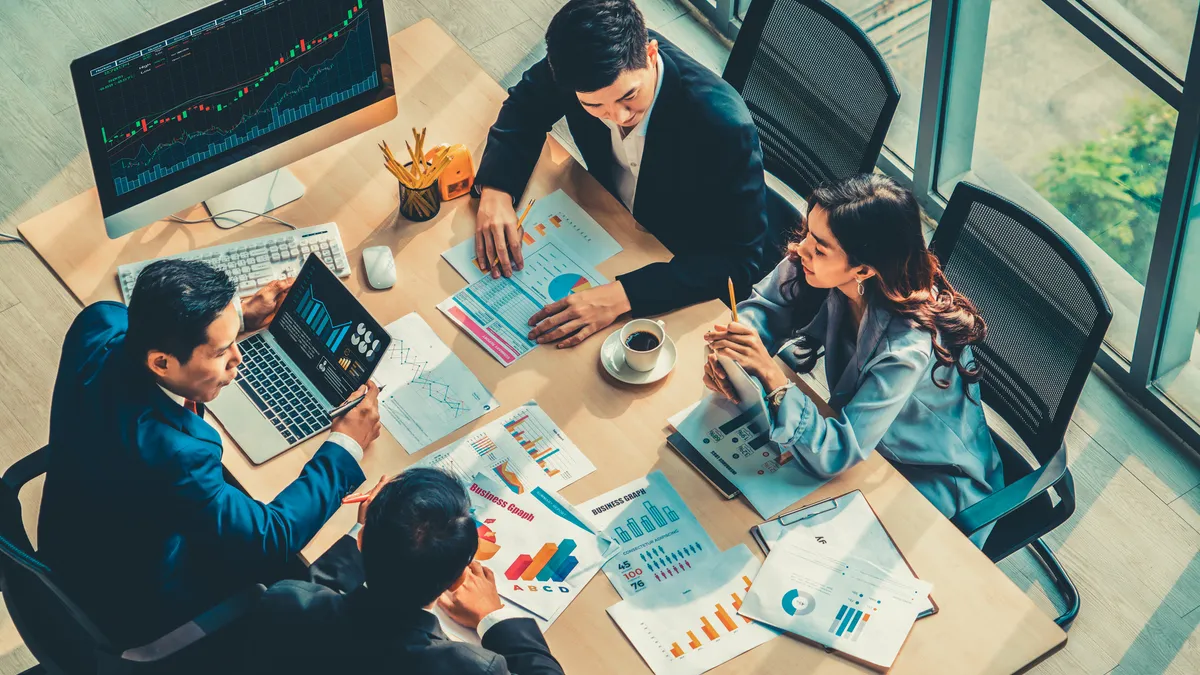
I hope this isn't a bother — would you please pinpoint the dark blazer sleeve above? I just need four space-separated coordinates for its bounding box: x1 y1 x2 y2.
616 114 767 316
481 618 565 675
158 427 366 573
474 57 574 203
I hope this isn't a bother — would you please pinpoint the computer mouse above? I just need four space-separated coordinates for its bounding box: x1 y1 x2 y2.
362 246 396 290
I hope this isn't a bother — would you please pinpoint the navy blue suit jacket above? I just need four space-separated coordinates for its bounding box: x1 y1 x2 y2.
475 33 769 316
37 302 366 647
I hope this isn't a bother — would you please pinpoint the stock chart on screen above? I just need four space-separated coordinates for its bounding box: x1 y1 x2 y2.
85 0 380 196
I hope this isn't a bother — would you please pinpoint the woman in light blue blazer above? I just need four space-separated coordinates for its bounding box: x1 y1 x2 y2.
704 174 1003 547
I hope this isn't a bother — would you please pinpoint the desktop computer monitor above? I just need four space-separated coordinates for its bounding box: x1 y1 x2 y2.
71 0 396 239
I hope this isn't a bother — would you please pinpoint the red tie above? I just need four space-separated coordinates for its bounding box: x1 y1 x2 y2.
184 399 202 416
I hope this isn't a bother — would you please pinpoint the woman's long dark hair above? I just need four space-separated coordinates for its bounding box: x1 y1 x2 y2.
784 174 986 391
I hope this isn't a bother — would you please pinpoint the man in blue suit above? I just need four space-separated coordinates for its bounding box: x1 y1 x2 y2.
38 259 380 648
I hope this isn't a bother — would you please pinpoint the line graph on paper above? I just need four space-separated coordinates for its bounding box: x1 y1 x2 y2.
386 340 469 417
377 314 499 454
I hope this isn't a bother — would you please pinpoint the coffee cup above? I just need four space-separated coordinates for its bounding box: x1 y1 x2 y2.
619 319 666 372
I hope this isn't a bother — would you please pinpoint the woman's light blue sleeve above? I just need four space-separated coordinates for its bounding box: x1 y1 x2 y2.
770 337 931 478
736 259 798 354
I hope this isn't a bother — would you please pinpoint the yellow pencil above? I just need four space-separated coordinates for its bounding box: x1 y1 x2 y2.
728 277 738 323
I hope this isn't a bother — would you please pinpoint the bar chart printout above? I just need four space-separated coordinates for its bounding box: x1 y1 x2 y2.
463 474 615 623
498 402 595 490
606 545 779 675
579 471 717 599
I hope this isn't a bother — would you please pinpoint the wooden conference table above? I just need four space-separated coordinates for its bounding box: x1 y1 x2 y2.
18 19 1064 675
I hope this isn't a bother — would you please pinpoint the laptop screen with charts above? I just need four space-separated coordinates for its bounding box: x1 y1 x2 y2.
270 254 389 404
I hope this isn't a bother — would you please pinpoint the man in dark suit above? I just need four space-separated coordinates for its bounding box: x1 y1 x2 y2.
239 468 565 675
38 259 381 647
474 0 767 347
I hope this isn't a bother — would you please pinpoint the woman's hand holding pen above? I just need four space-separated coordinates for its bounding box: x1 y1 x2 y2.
704 321 790 394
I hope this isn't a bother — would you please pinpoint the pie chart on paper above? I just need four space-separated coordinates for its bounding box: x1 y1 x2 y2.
548 273 593 301
782 588 817 616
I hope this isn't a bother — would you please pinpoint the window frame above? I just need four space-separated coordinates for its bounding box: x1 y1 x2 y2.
688 0 1200 452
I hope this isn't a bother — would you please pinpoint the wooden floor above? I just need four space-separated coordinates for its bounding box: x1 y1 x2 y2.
0 1 1198 673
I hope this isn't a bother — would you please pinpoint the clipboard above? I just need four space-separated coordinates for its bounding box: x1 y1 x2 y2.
666 430 739 499
665 359 766 501
750 490 938 621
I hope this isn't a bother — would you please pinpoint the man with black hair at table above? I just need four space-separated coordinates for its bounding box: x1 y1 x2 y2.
38 259 381 648
473 0 768 347
237 468 565 675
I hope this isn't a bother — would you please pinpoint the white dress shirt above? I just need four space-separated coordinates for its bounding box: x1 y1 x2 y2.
601 52 664 212
156 383 364 462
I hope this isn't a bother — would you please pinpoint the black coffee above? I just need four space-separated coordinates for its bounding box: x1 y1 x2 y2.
625 331 661 352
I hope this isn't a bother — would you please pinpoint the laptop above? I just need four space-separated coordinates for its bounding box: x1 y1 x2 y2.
210 254 391 464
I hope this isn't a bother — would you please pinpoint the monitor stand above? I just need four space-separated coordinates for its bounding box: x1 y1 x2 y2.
203 168 305 229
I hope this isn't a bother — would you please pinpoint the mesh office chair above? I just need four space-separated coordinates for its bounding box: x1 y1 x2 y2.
724 0 901 259
930 182 1113 630
0 446 263 675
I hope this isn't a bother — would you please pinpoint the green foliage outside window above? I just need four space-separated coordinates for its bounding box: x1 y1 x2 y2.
1035 98 1177 284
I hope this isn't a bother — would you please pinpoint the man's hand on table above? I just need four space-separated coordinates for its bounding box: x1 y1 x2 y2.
475 187 524 278
528 281 631 348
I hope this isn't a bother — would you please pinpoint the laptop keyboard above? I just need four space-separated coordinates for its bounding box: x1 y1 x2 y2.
234 334 329 445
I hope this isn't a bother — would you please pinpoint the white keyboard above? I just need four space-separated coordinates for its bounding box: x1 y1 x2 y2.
117 223 352 303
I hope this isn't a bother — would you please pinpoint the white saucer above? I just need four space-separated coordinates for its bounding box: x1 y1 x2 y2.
600 330 677 385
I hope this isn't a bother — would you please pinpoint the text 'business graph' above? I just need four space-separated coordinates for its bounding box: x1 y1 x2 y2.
91 0 379 196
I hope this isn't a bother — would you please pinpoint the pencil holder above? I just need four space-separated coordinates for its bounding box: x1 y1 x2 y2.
398 161 441 222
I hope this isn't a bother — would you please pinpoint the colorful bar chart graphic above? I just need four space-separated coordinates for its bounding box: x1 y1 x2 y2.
729 576 754 624
469 434 498 457
534 223 547 236
828 604 870 641
549 215 562 227
504 539 579 583
612 498 683 542
295 286 351 352
500 410 585 482
669 596 755 657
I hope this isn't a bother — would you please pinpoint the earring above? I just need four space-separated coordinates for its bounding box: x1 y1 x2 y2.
857 279 866 296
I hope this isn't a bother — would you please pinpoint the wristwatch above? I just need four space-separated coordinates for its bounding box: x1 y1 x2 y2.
766 382 795 410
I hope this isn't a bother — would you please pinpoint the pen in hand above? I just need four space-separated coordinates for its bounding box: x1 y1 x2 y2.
328 383 386 420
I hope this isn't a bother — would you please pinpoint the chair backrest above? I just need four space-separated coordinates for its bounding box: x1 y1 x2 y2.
931 182 1112 464
0 475 117 673
723 0 900 199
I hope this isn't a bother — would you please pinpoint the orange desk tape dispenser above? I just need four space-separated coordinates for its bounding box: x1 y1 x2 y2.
423 143 474 201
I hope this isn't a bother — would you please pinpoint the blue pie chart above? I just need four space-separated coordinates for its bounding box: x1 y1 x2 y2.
782 589 817 616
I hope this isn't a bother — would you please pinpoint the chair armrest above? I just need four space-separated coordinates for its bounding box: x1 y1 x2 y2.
2 446 49 492
120 584 265 662
950 440 1068 537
